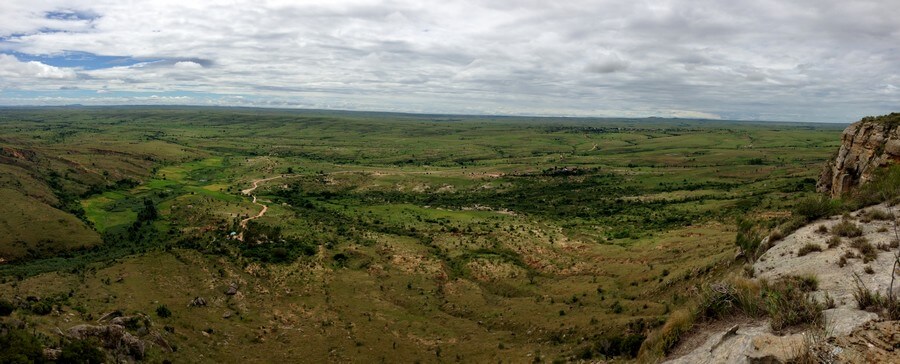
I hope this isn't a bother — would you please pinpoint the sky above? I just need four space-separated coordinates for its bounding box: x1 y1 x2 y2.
0 1 897 122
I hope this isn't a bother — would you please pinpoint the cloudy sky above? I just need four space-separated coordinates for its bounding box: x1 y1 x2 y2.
0 1 897 122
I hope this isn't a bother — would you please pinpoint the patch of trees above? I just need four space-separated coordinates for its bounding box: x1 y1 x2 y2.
126 198 159 242
80 178 141 198
46 171 88 222
0 324 105 364
239 220 316 263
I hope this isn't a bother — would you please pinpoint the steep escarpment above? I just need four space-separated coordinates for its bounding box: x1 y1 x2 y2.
818 113 900 198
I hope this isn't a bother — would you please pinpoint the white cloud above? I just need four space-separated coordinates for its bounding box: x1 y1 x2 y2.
173 61 202 69
0 0 897 121
0 54 76 79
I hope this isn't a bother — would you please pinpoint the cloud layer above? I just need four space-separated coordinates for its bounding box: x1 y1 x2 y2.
0 0 897 122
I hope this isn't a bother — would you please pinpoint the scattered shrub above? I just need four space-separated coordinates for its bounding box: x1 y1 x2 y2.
852 274 900 320
0 327 44 363
816 225 828 234
850 237 877 262
58 338 106 364
695 276 823 331
610 301 624 314
853 164 900 207
797 244 822 257
864 266 875 274
594 333 645 359
156 305 172 318
0 299 14 316
793 196 838 222
860 209 894 222
785 275 819 292
864 209 894 221
853 275 881 311
639 275 827 361
735 219 764 262
832 219 863 238
29 301 52 315
637 309 693 360
768 229 784 242
827 236 842 249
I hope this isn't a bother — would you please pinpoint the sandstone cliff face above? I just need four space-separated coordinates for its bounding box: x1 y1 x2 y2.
818 113 900 198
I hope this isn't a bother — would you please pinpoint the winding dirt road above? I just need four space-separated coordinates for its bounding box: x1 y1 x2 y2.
236 175 284 241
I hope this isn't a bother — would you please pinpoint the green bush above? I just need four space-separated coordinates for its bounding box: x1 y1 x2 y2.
30 301 52 315
854 164 900 206
58 339 106 364
156 304 172 318
594 333 646 359
0 327 44 363
0 299 14 316
765 278 823 331
793 195 838 222
734 219 764 262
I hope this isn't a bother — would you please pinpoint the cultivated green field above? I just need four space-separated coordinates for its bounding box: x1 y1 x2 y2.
0 107 844 362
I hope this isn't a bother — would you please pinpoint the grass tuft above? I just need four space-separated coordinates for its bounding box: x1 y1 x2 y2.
852 274 900 320
849 237 878 262
826 236 842 249
832 219 863 238
638 275 825 361
797 244 822 256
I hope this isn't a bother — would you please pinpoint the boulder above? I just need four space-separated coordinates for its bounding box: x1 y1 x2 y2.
66 324 145 359
190 296 208 307
225 283 238 296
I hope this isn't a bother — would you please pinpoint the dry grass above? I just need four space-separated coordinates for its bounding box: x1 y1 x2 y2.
850 237 878 262
860 208 894 222
768 229 785 242
852 274 900 320
797 244 822 256
832 218 863 238
827 236 842 249
636 309 694 361
638 275 825 361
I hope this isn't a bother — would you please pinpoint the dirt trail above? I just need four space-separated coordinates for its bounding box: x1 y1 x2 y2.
236 175 284 241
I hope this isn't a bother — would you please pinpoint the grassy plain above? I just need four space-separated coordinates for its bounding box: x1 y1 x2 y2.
0 107 843 362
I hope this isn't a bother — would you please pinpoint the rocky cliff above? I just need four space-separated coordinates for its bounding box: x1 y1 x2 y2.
818 113 900 198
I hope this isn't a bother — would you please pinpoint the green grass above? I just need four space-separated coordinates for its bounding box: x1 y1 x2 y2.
0 188 101 261
81 191 136 232
0 107 845 362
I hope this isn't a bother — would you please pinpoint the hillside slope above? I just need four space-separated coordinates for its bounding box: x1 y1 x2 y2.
0 188 101 261
667 203 900 363
667 114 900 363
